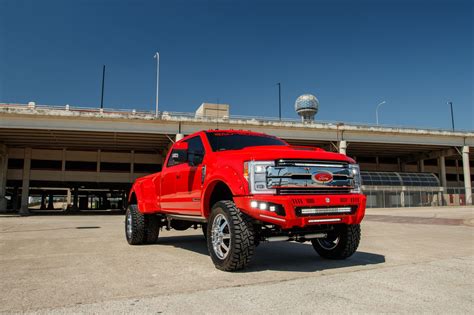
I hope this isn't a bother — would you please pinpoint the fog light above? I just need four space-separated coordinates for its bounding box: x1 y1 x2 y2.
250 200 258 208
259 203 268 210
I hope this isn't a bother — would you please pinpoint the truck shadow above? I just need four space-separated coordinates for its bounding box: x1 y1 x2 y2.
156 235 385 273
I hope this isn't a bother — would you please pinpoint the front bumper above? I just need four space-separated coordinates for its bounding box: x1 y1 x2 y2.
234 194 366 230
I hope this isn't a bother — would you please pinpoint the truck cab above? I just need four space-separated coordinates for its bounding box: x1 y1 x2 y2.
126 130 366 271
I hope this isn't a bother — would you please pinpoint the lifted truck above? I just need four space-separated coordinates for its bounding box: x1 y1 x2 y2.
125 130 366 271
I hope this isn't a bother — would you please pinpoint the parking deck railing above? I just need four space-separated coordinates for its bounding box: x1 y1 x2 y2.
1 102 471 133
363 186 473 208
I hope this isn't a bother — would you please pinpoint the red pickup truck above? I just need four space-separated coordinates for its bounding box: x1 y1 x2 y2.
125 130 366 271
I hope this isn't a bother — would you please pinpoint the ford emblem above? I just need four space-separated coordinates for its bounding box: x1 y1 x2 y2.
312 171 334 184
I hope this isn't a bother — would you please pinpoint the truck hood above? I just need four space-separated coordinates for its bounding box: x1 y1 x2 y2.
214 145 354 163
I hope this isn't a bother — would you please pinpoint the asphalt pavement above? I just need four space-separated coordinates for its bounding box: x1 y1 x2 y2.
0 206 472 314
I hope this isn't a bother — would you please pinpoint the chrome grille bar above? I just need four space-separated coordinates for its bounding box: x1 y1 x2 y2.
268 159 354 193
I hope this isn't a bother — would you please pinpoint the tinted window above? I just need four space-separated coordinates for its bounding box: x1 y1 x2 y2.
206 132 286 151
166 149 187 167
186 136 205 166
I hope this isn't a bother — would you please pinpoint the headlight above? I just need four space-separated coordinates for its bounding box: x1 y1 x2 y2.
245 161 276 194
349 164 362 193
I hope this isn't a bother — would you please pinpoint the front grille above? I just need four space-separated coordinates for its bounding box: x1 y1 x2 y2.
267 159 354 194
278 188 352 195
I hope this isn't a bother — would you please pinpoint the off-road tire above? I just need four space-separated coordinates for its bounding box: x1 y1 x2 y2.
125 204 160 245
207 201 255 271
144 214 160 244
311 224 361 259
125 204 145 245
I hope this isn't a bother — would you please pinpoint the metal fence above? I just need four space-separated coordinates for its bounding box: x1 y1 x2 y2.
363 186 473 208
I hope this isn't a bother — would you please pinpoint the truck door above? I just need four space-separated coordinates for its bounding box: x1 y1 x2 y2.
175 135 206 215
159 147 188 212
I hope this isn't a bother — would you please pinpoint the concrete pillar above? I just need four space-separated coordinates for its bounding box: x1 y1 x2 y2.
61 148 66 181
66 189 71 207
400 190 405 207
338 140 347 155
72 186 79 212
455 159 460 183
418 160 425 172
40 192 47 210
462 146 472 205
0 144 8 212
96 149 101 182
398 157 405 172
130 150 135 183
47 193 54 210
439 156 447 188
176 133 184 141
20 147 32 216
12 187 19 211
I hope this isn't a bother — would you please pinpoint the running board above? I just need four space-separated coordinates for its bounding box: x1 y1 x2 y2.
165 214 207 223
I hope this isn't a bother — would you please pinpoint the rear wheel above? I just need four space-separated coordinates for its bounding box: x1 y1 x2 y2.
207 201 255 271
311 224 360 259
144 215 160 244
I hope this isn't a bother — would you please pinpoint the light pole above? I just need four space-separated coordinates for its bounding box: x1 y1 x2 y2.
154 52 160 118
100 65 106 109
375 100 386 125
448 101 455 131
277 83 282 120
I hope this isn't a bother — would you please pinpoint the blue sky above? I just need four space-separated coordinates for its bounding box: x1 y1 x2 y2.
0 0 472 130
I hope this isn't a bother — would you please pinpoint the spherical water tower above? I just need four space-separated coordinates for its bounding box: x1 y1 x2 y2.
295 94 319 122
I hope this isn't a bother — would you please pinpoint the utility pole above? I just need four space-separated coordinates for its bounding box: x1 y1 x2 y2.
448 101 455 131
277 82 282 120
100 65 106 109
154 52 160 118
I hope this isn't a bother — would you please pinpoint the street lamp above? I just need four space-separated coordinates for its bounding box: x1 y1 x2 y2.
375 100 386 125
447 101 455 131
277 83 282 120
153 52 160 118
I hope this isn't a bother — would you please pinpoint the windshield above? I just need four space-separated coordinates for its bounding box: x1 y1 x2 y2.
206 132 287 151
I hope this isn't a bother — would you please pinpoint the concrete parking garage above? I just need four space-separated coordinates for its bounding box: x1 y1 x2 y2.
1 102 473 214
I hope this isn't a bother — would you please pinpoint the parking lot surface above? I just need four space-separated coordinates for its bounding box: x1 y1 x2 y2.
1 206 473 314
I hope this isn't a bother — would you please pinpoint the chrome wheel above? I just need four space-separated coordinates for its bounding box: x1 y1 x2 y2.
126 211 133 240
211 213 231 259
317 235 340 250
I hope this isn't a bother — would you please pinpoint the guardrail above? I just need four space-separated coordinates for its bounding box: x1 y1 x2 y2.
0 102 472 133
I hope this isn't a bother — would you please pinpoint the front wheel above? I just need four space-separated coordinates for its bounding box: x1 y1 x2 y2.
207 201 255 271
311 224 361 259
125 205 160 245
